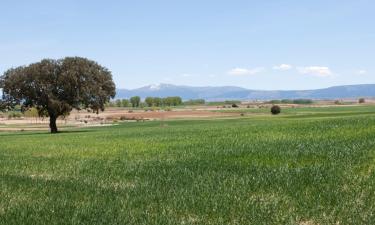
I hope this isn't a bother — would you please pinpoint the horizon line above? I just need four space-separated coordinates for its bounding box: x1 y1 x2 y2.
116 82 375 92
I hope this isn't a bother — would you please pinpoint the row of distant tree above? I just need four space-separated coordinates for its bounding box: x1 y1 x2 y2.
269 98 367 105
107 96 192 108
267 99 314 104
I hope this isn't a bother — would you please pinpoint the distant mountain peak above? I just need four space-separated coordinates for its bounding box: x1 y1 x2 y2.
115 84 375 101
143 83 176 91
148 83 162 90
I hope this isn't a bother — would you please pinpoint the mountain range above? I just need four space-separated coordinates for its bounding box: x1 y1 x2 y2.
116 83 375 101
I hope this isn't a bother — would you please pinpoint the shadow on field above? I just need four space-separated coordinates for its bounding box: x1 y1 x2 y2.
0 129 95 137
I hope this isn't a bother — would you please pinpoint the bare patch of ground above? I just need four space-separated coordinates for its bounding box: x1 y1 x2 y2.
0 107 237 132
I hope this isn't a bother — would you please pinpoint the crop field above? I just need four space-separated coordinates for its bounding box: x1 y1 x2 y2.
1 106 375 224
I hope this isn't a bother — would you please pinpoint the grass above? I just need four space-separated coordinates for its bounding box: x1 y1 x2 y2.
1 106 375 224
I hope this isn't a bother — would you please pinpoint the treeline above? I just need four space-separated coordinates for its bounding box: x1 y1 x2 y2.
145 96 182 107
107 96 183 108
183 99 205 105
267 99 313 104
207 100 241 106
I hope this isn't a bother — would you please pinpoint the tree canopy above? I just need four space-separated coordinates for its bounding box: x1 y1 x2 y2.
142 96 182 107
0 57 116 133
130 96 141 107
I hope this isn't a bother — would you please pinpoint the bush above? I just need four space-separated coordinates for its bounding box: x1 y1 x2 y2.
7 112 22 119
271 105 281 115
359 98 365 104
281 99 293 104
292 99 313 104
232 103 239 108
184 99 205 105
268 100 281 104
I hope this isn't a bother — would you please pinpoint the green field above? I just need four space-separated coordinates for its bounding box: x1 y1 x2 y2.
2 106 375 224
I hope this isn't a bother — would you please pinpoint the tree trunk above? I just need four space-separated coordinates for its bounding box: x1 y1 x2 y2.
49 114 58 133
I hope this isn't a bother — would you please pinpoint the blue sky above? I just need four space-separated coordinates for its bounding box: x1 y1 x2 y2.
1 0 374 90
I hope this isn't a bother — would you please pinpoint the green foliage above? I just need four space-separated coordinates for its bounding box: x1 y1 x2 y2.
268 99 313 104
292 99 313 104
106 101 115 107
271 105 281 114
281 99 293 104
0 57 116 133
130 96 141 107
7 111 22 119
2 108 375 224
121 99 130 107
107 99 130 107
145 97 154 107
115 99 122 107
162 96 182 106
143 96 183 107
268 100 281 104
24 107 39 118
153 97 162 107
184 99 206 105
206 100 241 106
334 100 344 105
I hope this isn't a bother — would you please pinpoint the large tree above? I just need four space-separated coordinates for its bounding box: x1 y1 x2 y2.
0 57 116 133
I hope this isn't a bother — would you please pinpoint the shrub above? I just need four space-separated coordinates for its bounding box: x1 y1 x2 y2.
7 112 22 119
184 99 205 105
293 99 313 104
281 99 293 104
268 100 281 104
359 98 365 104
232 103 239 108
271 105 281 115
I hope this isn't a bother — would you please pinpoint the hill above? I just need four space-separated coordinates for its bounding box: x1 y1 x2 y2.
116 83 375 100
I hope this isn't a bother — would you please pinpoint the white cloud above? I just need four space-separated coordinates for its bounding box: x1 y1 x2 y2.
273 64 292 71
298 66 333 77
357 70 367 75
228 67 264 76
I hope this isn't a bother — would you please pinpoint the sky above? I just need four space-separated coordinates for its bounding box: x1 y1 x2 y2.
0 0 374 90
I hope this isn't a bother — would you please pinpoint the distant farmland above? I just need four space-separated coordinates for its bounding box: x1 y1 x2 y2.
1 106 375 224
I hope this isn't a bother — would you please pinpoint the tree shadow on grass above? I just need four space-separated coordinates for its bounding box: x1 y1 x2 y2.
0 129 95 137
